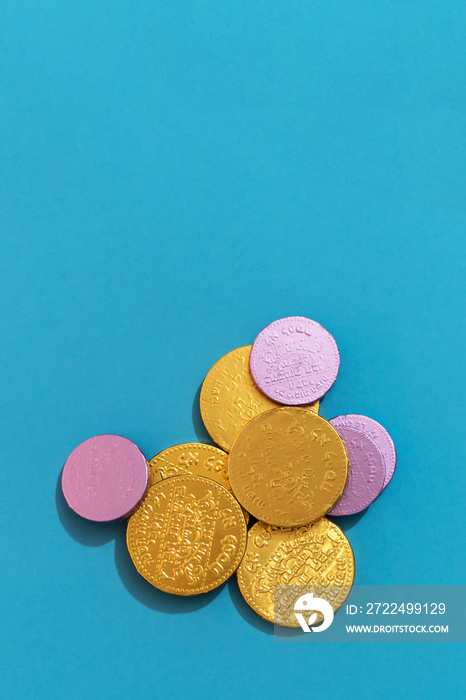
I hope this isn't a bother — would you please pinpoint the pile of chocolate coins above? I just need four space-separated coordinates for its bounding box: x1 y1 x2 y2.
61 315 396 627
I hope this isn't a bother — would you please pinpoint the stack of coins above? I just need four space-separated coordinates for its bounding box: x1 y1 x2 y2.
61 315 396 628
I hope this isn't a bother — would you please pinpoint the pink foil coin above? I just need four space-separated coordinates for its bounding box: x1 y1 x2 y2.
328 426 385 516
249 316 340 405
330 414 396 491
62 434 148 522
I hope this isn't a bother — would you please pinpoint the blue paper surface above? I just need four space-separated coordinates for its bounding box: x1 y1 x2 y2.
1 1 465 698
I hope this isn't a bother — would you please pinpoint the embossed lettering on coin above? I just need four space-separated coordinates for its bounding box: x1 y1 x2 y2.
250 316 340 405
148 443 230 489
127 475 247 595
200 345 319 452
148 442 249 524
330 414 396 491
328 426 385 516
237 519 354 626
229 407 348 527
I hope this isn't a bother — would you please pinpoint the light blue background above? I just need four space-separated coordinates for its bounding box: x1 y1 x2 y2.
1 1 465 698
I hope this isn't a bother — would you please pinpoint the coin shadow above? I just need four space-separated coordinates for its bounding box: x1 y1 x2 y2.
113 526 223 614
327 509 368 532
55 470 122 546
226 577 274 636
192 381 217 446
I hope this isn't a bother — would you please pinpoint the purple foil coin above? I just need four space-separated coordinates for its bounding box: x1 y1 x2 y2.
328 426 385 516
249 316 340 405
330 414 396 491
62 434 148 522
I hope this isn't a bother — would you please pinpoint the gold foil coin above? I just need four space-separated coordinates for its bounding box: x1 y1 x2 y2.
229 407 348 527
148 443 249 524
237 519 355 626
127 474 247 595
148 443 230 489
200 345 319 452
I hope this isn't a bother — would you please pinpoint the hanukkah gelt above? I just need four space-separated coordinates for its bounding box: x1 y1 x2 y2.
237 519 354 626
127 475 247 595
229 407 348 527
250 316 340 405
328 426 385 516
200 345 319 451
62 434 148 522
330 414 396 490
148 443 230 489
148 442 249 523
